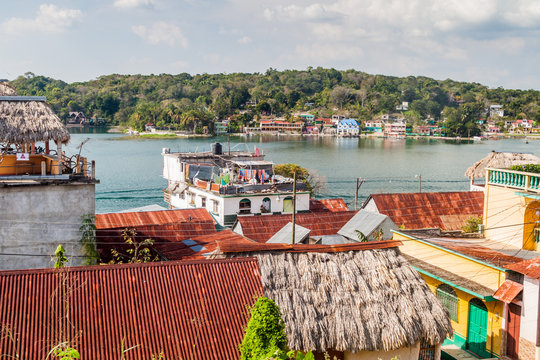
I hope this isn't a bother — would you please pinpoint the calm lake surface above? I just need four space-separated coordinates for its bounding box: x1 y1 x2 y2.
64 131 537 214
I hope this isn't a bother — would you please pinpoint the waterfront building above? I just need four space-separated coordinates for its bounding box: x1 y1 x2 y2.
259 120 303 133
0 82 98 270
510 119 534 133
364 120 383 133
337 118 359 136
390 152 540 359
162 143 311 227
215 120 229 134
384 120 407 136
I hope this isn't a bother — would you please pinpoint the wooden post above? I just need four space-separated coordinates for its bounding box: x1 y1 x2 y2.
45 141 49 154
75 155 81 174
91 160 95 179
82 157 88 177
57 142 62 175
31 143 35 155
354 178 365 210
291 171 296 244
41 161 46 176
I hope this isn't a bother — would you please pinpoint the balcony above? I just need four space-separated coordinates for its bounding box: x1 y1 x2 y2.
487 168 540 193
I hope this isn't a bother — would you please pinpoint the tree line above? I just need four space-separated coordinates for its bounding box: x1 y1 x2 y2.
10 68 540 136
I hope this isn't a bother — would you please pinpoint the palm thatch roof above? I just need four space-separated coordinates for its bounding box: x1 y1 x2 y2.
222 242 453 353
0 82 16 96
0 83 70 144
465 151 540 179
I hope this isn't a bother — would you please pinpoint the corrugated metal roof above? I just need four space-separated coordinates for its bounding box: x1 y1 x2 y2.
338 210 395 240
95 208 215 229
267 223 310 244
0 258 262 359
236 211 357 243
493 280 523 303
366 191 484 230
309 198 349 212
506 257 540 279
217 239 403 253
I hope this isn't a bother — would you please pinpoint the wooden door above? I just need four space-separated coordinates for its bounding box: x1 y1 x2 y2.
468 299 490 358
506 303 521 359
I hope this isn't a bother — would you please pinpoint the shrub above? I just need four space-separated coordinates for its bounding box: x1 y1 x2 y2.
510 164 540 174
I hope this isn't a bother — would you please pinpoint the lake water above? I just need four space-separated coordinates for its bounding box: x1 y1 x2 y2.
64 132 537 213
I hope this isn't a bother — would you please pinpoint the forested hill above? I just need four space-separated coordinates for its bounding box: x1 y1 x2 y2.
9 68 540 135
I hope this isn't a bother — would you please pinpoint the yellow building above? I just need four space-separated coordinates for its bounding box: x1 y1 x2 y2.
394 229 510 358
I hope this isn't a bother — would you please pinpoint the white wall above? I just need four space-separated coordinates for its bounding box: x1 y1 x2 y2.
162 155 184 182
520 277 539 344
0 183 95 270
345 343 422 360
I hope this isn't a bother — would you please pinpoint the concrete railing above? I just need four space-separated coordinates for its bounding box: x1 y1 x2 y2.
487 168 540 193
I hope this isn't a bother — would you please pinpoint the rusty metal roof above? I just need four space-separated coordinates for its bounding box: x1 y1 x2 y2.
506 257 540 279
0 258 262 359
235 211 357 243
309 198 349 212
217 239 403 253
365 191 484 230
493 280 523 303
95 208 215 229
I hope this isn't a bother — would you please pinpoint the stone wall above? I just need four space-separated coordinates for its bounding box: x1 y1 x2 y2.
0 183 95 270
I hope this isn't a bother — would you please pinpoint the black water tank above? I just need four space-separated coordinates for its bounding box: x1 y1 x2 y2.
211 142 223 155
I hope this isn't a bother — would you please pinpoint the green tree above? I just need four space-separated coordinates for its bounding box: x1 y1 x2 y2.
240 297 289 360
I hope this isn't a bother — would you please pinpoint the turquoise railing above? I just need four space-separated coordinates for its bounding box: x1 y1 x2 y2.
487 168 540 192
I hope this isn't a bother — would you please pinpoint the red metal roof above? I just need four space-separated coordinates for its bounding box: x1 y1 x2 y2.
236 211 357 243
217 239 402 253
310 198 349 212
366 191 484 230
493 280 523 303
506 257 540 279
0 258 262 359
156 230 256 260
95 209 215 229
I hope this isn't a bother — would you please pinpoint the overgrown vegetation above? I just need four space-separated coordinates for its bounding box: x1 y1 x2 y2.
79 214 99 265
462 216 483 233
109 229 160 264
510 164 540 174
273 163 326 196
10 69 540 136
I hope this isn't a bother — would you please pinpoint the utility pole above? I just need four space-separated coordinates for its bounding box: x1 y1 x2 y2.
291 171 296 244
354 178 365 210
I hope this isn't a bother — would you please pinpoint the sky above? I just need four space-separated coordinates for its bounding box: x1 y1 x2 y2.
0 0 539 90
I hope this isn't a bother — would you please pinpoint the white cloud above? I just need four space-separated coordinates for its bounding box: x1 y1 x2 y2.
263 3 341 22
114 0 156 9
132 22 188 47
1 4 82 34
237 36 252 44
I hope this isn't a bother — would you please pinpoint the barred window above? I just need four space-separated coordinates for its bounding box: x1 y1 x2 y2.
436 284 459 322
418 340 435 360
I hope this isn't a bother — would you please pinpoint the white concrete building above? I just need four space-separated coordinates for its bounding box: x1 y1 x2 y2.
163 144 311 227
337 119 359 136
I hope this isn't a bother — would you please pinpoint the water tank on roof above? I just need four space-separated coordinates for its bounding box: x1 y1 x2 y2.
211 142 222 155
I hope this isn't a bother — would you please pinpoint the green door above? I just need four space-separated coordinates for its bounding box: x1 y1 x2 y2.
467 299 490 358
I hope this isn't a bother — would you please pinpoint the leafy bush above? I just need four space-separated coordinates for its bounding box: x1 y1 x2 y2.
510 164 540 174
240 297 289 360
462 216 483 233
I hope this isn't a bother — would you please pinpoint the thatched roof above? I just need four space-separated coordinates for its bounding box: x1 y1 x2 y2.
223 242 453 353
0 86 70 144
0 82 16 96
465 151 540 179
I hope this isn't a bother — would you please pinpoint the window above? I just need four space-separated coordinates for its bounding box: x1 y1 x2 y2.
436 284 459 322
239 198 251 214
261 197 271 213
283 196 294 213
201 197 206 207
212 199 219 214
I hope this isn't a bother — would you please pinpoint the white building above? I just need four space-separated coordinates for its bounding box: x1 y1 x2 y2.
337 119 359 136
162 144 311 227
490 105 504 117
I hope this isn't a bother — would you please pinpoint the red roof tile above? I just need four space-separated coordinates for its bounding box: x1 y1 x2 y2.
95 209 215 229
506 257 540 279
493 280 523 303
236 211 357 243
310 198 349 212
0 258 262 359
217 239 402 253
366 191 484 230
